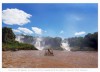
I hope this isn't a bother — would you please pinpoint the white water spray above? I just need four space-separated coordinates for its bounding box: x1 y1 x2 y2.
34 37 45 50
61 40 70 51
15 35 24 43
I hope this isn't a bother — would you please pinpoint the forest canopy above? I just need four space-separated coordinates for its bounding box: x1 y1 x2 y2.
2 27 37 51
68 32 98 51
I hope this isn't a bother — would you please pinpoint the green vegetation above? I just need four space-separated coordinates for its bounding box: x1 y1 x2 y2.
2 27 15 43
2 27 37 51
68 32 98 51
2 41 37 51
2 27 98 51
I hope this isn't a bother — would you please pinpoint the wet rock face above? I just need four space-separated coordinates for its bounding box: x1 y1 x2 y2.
15 35 64 50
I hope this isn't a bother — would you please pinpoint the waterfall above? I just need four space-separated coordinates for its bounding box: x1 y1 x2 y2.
15 34 70 50
15 35 24 43
61 39 70 51
34 37 45 50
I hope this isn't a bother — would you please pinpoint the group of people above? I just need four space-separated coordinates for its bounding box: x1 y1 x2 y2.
45 48 54 56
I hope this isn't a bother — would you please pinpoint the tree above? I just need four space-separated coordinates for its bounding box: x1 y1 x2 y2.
68 37 84 47
68 32 98 51
2 27 16 43
84 32 98 50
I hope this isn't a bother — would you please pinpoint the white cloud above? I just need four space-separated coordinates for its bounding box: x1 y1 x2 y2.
18 27 33 34
60 30 64 34
2 8 32 26
44 31 47 33
75 31 86 36
13 27 33 35
32 27 42 35
70 15 81 21
13 29 21 33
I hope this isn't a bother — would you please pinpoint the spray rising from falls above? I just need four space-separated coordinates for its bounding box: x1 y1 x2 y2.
15 35 71 50
60 39 71 51
15 35 24 43
34 37 45 50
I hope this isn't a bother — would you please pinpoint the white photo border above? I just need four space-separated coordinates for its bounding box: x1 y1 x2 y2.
0 0 99 72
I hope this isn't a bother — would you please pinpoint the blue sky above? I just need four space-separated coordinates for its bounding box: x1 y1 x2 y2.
2 3 98 38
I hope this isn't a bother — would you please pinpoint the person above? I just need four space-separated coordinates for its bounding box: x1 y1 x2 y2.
48 49 53 54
